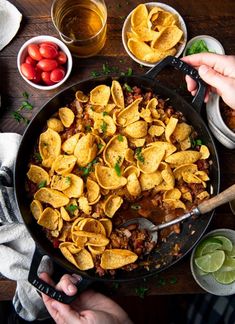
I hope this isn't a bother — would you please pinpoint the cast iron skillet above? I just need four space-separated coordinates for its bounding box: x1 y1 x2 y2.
14 56 220 303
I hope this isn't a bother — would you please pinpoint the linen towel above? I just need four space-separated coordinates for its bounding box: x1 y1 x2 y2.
0 133 53 321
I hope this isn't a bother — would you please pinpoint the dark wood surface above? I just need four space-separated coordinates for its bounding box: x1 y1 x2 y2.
0 0 235 300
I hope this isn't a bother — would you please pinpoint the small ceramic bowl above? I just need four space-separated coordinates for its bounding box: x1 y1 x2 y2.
207 118 235 150
122 2 187 67
190 228 235 296
183 35 225 56
17 35 73 91
206 93 235 147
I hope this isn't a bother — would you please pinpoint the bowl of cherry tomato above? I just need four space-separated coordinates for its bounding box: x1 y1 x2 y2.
17 35 72 90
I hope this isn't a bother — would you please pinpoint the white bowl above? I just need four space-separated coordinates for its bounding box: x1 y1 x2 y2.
122 2 187 67
17 35 73 91
190 229 235 296
208 118 235 150
206 93 235 144
183 35 225 56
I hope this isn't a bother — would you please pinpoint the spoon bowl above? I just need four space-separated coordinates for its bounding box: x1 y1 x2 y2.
120 184 235 245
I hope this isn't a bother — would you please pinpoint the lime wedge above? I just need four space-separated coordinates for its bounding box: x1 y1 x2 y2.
212 236 233 252
226 245 235 258
213 256 235 284
195 250 225 273
195 238 222 257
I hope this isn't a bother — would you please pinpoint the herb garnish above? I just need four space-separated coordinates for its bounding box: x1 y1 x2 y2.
38 180 47 189
101 120 108 133
191 138 203 148
80 158 98 176
135 147 145 163
91 71 101 77
85 125 92 132
123 83 133 93
135 287 149 299
102 111 109 116
186 40 210 56
66 204 78 213
97 143 104 150
117 134 123 142
121 68 133 77
114 156 122 176
169 277 177 284
65 176 71 185
12 92 34 124
34 152 42 163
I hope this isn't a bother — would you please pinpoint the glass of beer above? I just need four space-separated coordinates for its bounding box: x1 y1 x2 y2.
51 0 107 57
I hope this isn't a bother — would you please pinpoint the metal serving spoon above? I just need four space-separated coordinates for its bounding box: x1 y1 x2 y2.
121 184 235 243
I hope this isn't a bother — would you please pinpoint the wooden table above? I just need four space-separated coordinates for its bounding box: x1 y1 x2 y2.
0 0 235 301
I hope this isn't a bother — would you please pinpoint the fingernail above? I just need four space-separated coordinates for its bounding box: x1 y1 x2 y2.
68 284 77 293
71 274 82 284
199 65 209 75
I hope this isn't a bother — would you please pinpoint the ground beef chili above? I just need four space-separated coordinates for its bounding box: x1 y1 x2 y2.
26 83 211 277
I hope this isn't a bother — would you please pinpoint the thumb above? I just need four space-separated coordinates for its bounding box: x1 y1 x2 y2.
198 65 227 96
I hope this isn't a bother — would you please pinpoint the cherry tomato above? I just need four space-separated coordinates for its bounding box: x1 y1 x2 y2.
57 51 67 65
50 67 66 83
39 45 58 59
25 55 37 66
33 68 42 84
21 63 36 80
39 42 59 50
37 59 58 72
41 71 55 85
28 44 42 61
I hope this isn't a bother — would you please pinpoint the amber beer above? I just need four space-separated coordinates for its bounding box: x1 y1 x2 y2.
51 0 107 57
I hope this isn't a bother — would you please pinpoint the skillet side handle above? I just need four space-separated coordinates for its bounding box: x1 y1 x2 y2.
145 55 207 112
28 247 92 304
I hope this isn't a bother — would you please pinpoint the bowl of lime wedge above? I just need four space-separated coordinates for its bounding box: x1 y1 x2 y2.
190 229 235 296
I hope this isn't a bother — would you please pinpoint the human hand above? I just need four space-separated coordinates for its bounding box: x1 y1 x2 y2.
181 53 235 109
40 272 132 324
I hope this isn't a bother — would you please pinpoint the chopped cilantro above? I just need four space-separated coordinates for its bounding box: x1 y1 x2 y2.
90 106 95 111
85 125 92 132
91 71 101 77
102 63 112 74
186 40 210 55
80 158 98 176
34 152 42 163
117 134 124 142
124 83 133 92
135 287 148 299
38 180 47 189
101 120 108 133
66 204 78 213
97 143 104 150
20 101 33 111
22 91 29 99
102 111 109 116
191 138 203 148
126 68 133 76
135 147 145 163
65 176 71 185
169 277 177 284
114 156 122 176
11 111 29 124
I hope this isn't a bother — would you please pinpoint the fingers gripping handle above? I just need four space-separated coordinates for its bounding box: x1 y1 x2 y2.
28 248 92 304
145 55 207 111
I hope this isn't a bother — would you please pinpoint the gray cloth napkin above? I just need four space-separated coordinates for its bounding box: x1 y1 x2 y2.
0 133 53 321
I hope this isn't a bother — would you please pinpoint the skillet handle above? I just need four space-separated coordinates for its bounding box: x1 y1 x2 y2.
28 247 92 304
145 55 206 112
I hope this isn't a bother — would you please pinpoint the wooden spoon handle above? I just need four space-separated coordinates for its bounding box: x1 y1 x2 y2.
198 184 235 214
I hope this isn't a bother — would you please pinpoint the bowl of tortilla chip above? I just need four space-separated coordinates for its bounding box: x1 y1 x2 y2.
122 2 187 67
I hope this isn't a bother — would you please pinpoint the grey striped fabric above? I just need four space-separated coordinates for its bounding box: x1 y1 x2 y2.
0 133 53 321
